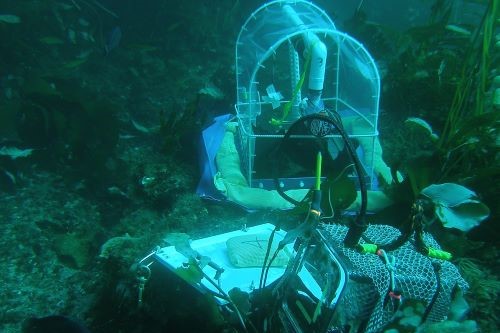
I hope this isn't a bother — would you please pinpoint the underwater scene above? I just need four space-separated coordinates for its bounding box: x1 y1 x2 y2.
0 0 498 332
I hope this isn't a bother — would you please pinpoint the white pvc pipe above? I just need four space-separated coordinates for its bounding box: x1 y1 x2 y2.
283 4 327 91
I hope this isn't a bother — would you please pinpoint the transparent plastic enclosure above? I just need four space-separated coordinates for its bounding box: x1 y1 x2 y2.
235 0 380 189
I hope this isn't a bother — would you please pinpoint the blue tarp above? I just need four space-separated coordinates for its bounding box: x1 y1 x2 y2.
196 114 232 201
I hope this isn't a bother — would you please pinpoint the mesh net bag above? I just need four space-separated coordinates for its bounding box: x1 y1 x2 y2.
320 223 468 332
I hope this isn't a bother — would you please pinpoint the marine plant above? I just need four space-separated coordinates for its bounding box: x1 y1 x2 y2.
365 0 500 205
16 76 120 183
455 257 500 331
374 1 499 322
158 95 203 154
435 0 499 178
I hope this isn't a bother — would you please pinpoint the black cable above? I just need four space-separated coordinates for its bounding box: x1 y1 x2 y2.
421 262 442 324
271 113 368 247
262 247 281 288
197 268 248 332
259 225 279 289
378 200 423 252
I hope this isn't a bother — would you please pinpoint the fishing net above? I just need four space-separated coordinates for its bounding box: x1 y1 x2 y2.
320 223 468 332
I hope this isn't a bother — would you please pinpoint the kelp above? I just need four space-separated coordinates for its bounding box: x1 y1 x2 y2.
365 2 499 252
380 1 499 193
438 0 499 151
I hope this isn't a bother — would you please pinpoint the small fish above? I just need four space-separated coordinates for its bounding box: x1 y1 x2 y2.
39 36 65 45
438 59 446 85
0 14 21 24
107 185 129 198
62 57 88 69
119 133 136 139
0 168 16 192
445 24 471 36
0 146 34 159
22 315 91 333
131 119 152 133
105 26 122 54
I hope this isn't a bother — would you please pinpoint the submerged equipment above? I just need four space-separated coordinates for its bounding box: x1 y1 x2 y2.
137 2 469 333
272 112 369 248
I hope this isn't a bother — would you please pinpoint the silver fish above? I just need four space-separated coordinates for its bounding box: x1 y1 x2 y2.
105 26 122 54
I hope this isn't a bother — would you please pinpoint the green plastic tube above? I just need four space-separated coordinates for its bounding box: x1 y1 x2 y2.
315 151 322 191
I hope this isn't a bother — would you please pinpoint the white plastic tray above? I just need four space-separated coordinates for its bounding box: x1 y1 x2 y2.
155 223 321 299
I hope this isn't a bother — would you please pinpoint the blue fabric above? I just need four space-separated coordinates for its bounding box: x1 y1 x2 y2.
196 114 232 201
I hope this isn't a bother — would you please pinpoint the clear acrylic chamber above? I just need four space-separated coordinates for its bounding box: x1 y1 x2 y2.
235 0 381 190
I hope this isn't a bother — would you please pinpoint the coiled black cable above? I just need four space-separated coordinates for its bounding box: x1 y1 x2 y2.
271 112 368 247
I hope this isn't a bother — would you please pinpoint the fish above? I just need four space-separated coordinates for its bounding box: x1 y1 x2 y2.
104 26 122 54
0 14 21 24
0 146 34 159
0 167 16 192
445 24 471 36
39 36 65 45
22 315 91 333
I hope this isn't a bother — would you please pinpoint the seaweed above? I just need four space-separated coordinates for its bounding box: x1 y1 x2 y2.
158 94 202 155
456 257 500 331
371 0 500 197
16 76 120 183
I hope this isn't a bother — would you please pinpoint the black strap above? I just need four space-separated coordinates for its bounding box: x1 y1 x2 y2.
421 262 442 323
